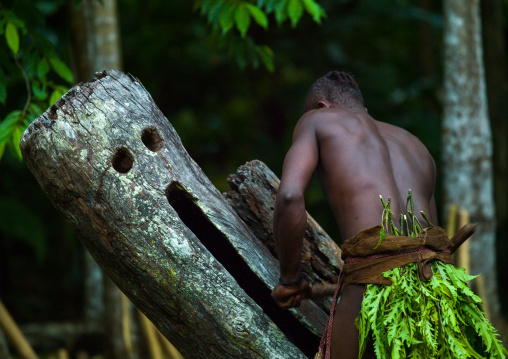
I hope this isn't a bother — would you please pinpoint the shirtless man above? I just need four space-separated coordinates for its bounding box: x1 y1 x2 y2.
270 71 438 359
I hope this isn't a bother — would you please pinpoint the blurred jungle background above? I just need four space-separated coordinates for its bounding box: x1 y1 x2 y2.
0 0 507 358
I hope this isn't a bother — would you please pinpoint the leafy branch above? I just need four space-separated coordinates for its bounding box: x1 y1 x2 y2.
196 0 326 71
0 5 74 161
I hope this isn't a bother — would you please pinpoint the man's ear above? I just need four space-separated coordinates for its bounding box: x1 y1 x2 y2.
317 101 328 108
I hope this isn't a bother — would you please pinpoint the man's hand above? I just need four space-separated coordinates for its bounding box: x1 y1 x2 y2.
271 279 312 310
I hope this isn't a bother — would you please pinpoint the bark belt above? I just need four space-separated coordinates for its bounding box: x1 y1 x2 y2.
341 225 454 285
316 223 476 359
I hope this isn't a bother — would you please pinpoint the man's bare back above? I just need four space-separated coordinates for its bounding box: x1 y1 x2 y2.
308 107 438 239
271 72 438 359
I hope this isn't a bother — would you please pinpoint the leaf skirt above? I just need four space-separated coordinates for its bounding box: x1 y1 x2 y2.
355 261 507 359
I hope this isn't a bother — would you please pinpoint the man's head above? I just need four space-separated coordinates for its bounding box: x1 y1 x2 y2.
304 71 365 113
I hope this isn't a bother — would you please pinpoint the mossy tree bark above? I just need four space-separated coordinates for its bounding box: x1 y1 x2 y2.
442 0 501 324
20 71 341 359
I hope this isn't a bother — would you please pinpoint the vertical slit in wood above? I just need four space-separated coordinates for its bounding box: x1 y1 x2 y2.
165 182 319 357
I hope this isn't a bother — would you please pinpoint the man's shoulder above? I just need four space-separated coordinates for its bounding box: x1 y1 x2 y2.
294 109 376 145
378 121 427 148
296 108 360 130
297 108 331 125
293 109 324 135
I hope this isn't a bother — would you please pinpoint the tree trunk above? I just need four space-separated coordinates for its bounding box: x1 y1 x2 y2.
442 0 500 322
68 1 128 357
89 0 123 73
69 0 123 80
20 70 338 359
481 0 508 325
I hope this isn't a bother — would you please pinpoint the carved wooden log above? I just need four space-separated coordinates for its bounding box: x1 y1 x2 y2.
19 70 338 359
224 160 343 311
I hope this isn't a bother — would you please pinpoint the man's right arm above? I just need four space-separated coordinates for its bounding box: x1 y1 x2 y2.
271 115 319 309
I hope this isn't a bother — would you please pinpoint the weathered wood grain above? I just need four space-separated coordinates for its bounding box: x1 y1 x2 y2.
20 70 333 359
224 160 343 311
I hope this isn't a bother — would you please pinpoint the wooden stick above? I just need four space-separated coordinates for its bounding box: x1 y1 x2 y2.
0 300 38 359
138 310 163 359
474 276 491 321
122 294 134 359
309 283 337 299
449 223 476 254
156 329 184 359
446 204 459 238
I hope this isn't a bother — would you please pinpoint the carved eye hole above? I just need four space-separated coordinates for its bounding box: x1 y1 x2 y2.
112 147 134 173
141 127 164 152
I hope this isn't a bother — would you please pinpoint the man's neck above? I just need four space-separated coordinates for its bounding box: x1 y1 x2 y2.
338 103 367 113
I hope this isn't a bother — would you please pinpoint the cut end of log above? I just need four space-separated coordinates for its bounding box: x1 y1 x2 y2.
20 70 141 159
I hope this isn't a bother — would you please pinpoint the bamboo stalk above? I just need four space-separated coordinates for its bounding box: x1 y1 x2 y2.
122 294 134 359
454 210 490 320
156 329 184 359
457 209 471 275
0 325 11 359
446 208 490 321
446 204 459 238
474 276 491 321
138 310 163 359
56 348 69 359
0 300 38 359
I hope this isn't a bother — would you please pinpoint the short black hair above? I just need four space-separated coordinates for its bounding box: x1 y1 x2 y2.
304 71 365 112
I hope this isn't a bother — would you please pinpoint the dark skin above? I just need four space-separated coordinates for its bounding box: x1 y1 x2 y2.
271 100 438 359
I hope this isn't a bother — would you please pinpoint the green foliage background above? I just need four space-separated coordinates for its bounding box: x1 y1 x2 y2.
0 0 506 330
